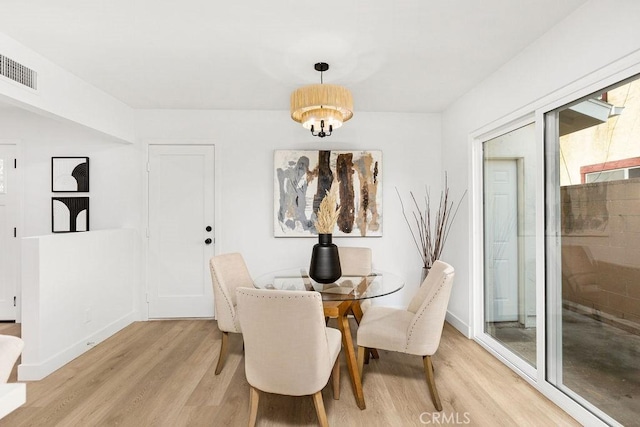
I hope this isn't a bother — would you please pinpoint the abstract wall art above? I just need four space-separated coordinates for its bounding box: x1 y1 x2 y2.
52 197 89 233
52 157 90 192
274 150 382 237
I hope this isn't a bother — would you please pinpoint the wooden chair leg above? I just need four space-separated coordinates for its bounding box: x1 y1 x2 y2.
423 356 442 411
312 391 329 427
331 357 340 400
357 346 366 379
351 303 380 361
248 386 259 427
215 331 229 375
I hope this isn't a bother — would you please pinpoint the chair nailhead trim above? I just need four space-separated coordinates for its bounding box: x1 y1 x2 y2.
237 289 321 301
405 274 452 352
211 263 237 330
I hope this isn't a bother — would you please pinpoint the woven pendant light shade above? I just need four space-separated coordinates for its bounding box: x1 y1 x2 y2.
290 83 354 130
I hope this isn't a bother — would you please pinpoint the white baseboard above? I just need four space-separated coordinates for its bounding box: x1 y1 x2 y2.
445 311 471 338
17 312 136 381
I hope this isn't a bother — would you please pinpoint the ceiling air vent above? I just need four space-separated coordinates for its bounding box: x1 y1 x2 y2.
0 54 37 90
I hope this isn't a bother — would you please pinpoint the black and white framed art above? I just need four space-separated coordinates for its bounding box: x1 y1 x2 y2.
52 157 90 192
52 197 90 233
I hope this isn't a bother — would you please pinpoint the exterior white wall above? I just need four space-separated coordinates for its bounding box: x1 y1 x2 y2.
442 0 640 336
0 32 135 143
136 109 442 310
560 79 640 185
19 229 138 380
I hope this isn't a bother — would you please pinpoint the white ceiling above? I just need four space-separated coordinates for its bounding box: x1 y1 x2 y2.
0 0 587 113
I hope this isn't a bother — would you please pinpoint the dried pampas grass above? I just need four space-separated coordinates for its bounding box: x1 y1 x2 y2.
315 189 339 234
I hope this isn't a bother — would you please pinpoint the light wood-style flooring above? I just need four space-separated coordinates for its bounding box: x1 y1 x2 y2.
0 320 579 426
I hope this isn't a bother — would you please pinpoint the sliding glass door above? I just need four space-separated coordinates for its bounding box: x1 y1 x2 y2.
482 123 537 368
478 73 640 425
545 76 640 426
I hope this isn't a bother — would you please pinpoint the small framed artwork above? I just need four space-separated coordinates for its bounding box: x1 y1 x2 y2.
52 157 89 192
52 197 89 233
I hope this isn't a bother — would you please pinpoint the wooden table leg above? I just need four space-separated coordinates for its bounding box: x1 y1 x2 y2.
336 310 366 410
350 302 379 360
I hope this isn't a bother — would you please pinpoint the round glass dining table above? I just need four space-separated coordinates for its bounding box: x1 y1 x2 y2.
253 269 404 410
253 269 404 302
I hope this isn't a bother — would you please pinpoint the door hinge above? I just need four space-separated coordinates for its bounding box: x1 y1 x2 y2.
146 162 150 172
13 227 16 238
145 293 149 303
146 228 150 238
13 296 16 307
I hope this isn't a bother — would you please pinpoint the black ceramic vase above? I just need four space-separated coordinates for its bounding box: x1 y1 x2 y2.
309 234 342 284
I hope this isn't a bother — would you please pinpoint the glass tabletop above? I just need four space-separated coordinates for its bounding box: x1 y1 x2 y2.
253 269 404 302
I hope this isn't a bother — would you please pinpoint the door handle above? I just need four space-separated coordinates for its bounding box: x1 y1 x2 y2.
205 238 212 245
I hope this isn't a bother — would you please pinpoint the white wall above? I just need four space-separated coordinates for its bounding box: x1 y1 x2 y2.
19 229 138 380
0 108 142 237
136 109 441 309
0 108 143 327
441 0 640 335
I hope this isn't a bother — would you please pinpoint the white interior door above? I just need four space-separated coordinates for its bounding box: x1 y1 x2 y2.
484 159 519 322
0 144 18 321
147 144 215 318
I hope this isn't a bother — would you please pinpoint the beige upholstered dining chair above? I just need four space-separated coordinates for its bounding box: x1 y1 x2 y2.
337 246 378 363
236 288 342 427
337 247 372 277
356 260 455 411
209 253 254 375
337 247 372 312
0 335 24 383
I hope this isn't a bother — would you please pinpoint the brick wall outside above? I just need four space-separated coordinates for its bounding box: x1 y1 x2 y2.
561 178 640 327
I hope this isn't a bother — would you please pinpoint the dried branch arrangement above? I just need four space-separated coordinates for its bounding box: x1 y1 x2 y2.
315 189 339 234
396 174 466 269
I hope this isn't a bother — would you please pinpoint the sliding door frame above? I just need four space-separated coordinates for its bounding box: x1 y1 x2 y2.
471 115 539 382
469 52 640 427
541 71 640 426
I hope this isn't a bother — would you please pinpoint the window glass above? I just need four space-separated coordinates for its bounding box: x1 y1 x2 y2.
546 75 640 426
483 123 537 367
